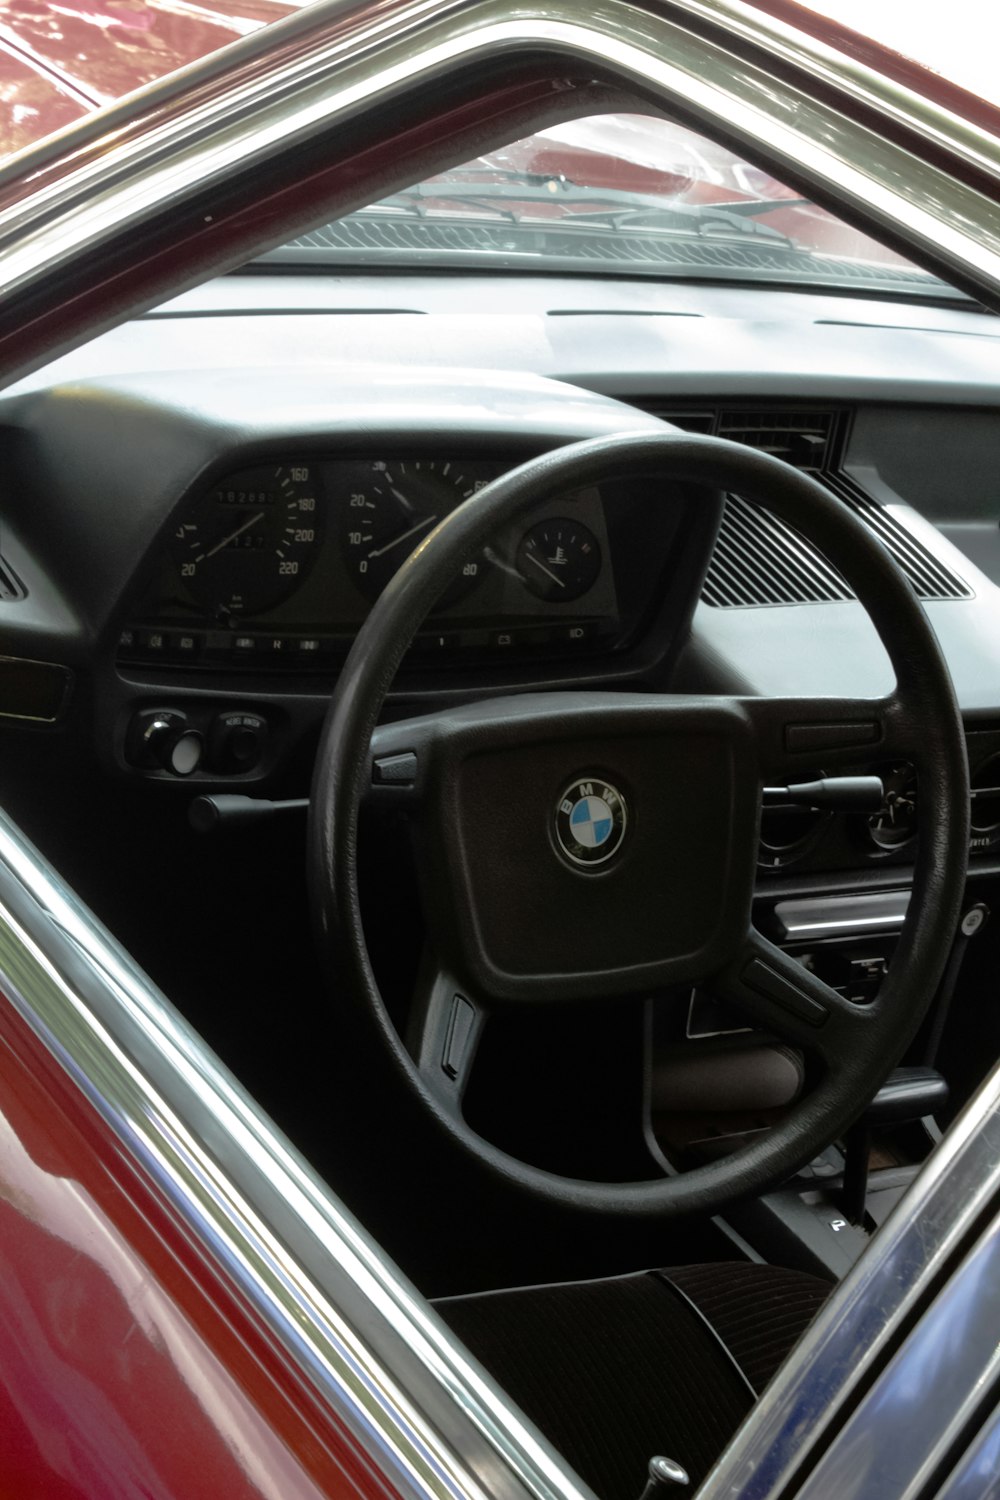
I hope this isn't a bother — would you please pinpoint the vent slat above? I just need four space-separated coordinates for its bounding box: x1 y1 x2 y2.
0 554 25 602
829 476 971 601
626 402 971 607
704 496 852 607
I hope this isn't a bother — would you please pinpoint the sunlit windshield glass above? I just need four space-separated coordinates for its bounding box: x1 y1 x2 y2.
261 114 958 298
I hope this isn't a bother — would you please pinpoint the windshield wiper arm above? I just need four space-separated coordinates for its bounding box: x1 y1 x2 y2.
374 177 800 244
707 196 811 217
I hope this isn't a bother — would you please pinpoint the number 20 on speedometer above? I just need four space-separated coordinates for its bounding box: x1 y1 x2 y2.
170 463 324 615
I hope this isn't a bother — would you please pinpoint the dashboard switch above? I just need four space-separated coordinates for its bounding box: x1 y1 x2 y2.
129 710 204 776
209 712 268 775
168 731 204 776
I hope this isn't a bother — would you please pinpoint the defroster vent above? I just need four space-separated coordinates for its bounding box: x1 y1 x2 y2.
631 403 971 607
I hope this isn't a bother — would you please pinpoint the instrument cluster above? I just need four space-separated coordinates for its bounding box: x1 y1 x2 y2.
119 452 660 673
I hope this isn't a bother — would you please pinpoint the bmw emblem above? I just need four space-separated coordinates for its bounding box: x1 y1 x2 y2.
555 778 628 868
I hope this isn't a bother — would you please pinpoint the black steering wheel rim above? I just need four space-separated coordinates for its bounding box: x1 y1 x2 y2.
308 431 969 1217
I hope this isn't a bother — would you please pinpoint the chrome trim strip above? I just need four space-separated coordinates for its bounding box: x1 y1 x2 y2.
774 891 910 940
0 1 993 1489
790 1208 1000 1500
0 806 593 1500
0 0 997 386
782 914 904 935
931 1401 1000 1500
698 1057 1000 1500
668 0 1000 182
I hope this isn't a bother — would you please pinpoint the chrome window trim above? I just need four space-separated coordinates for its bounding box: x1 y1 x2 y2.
0 1 998 1491
931 1401 1000 1500
699 1057 1000 1500
0 806 594 1500
0 0 996 389
669 0 1000 181
790 1207 1000 1500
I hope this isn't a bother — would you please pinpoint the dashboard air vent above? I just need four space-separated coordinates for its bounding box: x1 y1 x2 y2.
702 495 851 607
628 402 971 606
825 474 972 602
715 409 835 472
0 553 25 601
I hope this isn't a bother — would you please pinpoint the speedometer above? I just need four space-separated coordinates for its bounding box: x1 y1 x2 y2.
171 463 323 616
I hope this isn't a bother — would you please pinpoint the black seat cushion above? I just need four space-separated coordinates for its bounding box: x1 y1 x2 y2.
436 1263 830 1500
666 1261 831 1396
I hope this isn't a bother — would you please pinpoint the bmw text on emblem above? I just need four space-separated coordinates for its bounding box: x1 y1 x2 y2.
555 778 628 867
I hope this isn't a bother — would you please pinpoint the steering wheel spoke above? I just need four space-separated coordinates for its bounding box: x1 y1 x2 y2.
740 692 913 779
405 961 488 1113
714 929 874 1070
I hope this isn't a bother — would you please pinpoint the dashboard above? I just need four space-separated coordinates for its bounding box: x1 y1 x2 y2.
0 266 999 1173
3 271 1000 911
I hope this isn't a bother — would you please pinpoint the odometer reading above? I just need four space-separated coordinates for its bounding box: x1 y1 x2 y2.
171 464 323 615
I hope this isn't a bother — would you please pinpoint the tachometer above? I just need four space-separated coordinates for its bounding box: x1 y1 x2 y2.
171 463 322 616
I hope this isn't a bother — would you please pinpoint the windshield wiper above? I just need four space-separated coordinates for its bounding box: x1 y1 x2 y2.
710 196 810 217
374 176 801 245
257 179 958 299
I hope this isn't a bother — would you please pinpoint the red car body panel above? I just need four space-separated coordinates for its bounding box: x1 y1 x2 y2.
0 2 996 1496
0 36 89 152
0 0 993 163
0 988 400 1500
463 115 908 263
0 0 297 141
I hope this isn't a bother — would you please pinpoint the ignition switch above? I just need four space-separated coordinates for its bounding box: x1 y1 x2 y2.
209 710 268 774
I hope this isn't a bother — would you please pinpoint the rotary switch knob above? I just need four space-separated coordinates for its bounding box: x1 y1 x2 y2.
131 711 204 776
209 711 268 774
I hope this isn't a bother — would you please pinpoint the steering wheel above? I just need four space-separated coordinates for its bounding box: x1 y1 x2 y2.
308 431 969 1217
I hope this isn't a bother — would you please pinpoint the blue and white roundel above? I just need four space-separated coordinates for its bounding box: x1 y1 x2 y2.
555 778 628 867
570 795 615 848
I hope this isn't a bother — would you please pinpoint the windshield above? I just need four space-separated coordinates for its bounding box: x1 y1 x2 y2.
260 114 960 299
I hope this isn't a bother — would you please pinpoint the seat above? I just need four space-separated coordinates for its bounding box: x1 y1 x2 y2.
436 1262 831 1498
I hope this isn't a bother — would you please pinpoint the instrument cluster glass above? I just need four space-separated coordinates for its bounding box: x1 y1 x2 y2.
139 454 621 635
169 463 323 615
338 458 492 607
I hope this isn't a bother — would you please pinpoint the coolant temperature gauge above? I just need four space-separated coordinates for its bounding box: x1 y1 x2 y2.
515 519 602 602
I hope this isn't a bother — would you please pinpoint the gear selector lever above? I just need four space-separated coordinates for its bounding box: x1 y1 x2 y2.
841 1066 949 1226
